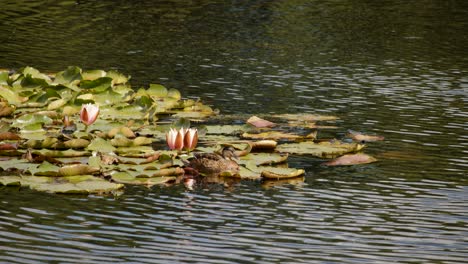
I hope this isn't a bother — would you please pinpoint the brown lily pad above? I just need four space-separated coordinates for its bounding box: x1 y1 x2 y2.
322 153 377 166
247 115 276 128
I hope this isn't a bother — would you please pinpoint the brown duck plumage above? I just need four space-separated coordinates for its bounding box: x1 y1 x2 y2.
185 147 240 175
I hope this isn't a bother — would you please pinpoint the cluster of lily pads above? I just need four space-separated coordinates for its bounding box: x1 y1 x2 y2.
0 66 379 195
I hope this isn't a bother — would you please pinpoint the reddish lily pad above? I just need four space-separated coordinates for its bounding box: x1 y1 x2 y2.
247 116 276 128
323 153 377 166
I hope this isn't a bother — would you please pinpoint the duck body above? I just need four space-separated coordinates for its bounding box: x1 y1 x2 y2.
185 147 240 176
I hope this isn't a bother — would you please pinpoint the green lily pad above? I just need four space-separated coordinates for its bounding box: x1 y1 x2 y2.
100 105 144 119
111 171 176 186
30 161 60 176
32 149 90 158
0 176 22 186
276 140 365 158
239 153 288 166
0 85 26 105
79 77 113 92
58 164 100 176
82 69 106 81
93 89 125 106
261 167 305 180
54 66 82 85
106 70 129 84
242 131 315 140
87 137 116 152
115 146 156 156
147 84 168 97
0 158 32 172
238 166 262 180
12 113 53 128
47 98 68 110
205 125 247 135
30 175 124 194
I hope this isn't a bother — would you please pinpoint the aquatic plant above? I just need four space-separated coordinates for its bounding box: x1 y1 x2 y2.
0 66 382 195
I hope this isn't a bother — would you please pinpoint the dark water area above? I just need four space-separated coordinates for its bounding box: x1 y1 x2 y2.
0 0 467 263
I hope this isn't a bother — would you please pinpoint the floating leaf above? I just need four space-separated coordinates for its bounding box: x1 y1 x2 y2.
63 138 90 149
30 161 60 176
322 153 377 166
247 115 276 128
106 70 129 84
25 137 58 149
347 130 385 142
110 135 133 147
82 70 106 81
0 132 21 140
242 131 315 140
0 176 21 186
276 140 365 158
0 143 18 150
167 88 181 100
111 171 176 186
47 98 68 110
79 77 113 92
250 140 277 150
239 153 288 166
0 85 26 105
12 113 53 128
0 102 15 117
20 74 50 89
261 167 305 180
0 71 9 85
147 84 168 97
58 164 100 176
262 176 305 189
205 125 246 135
87 137 116 152
108 126 135 138
115 146 156 156
32 149 90 158
136 167 185 178
237 166 262 180
54 66 82 85
30 175 123 194
93 89 125 106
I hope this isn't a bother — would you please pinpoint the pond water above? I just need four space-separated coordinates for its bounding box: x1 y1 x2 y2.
1 0 467 263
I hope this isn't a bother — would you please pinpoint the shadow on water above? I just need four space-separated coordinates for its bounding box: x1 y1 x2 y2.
0 0 467 263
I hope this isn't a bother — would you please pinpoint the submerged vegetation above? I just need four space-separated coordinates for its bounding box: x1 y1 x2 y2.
0 66 379 194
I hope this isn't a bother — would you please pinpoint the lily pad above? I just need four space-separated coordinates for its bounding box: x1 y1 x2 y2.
238 166 262 180
242 131 316 141
30 175 124 194
0 176 22 186
276 140 365 158
87 137 116 152
239 153 288 166
205 125 247 135
247 115 276 128
261 167 305 180
111 171 176 186
322 153 377 166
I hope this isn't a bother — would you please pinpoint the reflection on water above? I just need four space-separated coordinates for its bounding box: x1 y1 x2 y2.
0 0 467 263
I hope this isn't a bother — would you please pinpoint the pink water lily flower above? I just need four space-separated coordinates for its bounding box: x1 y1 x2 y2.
166 127 198 151
80 103 100 126
184 128 198 150
166 128 184 150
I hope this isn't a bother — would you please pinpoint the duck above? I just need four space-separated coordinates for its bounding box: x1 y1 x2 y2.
184 146 240 176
